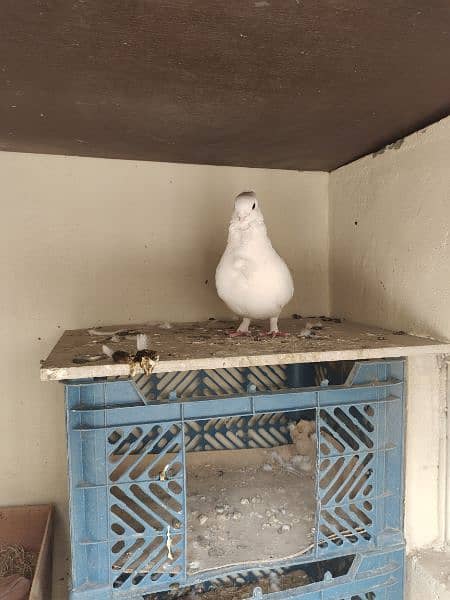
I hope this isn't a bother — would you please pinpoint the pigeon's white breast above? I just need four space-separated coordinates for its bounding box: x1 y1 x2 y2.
216 233 294 319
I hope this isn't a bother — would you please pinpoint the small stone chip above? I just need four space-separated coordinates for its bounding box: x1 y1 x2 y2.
278 524 291 534
240 497 250 505
198 514 208 525
251 495 262 504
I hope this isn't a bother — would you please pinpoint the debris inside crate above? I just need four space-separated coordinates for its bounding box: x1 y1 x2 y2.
145 554 357 599
186 441 316 572
165 567 311 599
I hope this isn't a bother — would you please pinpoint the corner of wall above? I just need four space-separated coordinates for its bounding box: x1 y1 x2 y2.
326 170 333 317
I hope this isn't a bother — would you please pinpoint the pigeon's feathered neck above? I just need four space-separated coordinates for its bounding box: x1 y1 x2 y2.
228 210 267 244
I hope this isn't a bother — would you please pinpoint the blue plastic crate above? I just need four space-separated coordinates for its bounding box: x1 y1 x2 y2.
146 547 403 599
64 359 405 599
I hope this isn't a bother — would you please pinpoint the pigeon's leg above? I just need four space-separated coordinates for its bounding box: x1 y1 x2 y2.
229 317 251 337
269 317 279 334
261 317 289 338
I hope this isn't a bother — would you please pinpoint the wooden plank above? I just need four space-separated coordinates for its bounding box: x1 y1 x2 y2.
40 319 450 382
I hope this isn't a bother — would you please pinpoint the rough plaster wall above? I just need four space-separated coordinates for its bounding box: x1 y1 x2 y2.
0 151 329 599
407 550 450 600
329 116 450 556
405 354 446 550
329 115 450 340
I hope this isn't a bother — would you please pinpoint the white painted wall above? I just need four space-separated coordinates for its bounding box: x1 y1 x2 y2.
329 116 450 552
329 116 450 340
0 152 329 598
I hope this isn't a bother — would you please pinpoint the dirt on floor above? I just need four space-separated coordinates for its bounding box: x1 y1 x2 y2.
186 447 316 574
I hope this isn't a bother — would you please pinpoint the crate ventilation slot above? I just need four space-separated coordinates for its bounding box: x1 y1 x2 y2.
131 365 290 402
112 532 183 589
184 413 297 452
108 423 183 482
320 405 376 456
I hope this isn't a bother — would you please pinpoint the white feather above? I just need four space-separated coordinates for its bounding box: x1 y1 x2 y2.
136 333 149 351
102 344 113 358
215 191 294 326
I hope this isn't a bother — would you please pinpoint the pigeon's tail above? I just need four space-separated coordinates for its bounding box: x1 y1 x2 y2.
136 333 149 351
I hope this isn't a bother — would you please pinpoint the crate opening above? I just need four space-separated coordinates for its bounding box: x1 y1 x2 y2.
185 410 317 574
145 554 356 599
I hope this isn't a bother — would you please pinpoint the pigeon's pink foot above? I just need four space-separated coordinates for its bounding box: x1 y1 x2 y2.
228 330 251 338
260 331 289 338
229 318 251 338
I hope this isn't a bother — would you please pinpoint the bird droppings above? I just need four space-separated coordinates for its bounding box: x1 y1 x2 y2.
299 327 313 338
72 354 104 364
305 320 323 330
102 334 159 375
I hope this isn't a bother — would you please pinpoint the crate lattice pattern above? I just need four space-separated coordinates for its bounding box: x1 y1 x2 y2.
107 422 185 589
318 403 377 553
184 413 295 452
133 365 290 402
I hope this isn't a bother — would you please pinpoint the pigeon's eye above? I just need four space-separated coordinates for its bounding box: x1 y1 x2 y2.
252 203 256 210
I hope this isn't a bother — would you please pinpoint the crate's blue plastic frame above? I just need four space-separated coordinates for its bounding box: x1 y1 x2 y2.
64 359 405 599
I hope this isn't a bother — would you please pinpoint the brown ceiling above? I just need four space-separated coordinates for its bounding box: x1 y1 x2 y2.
0 1 449 171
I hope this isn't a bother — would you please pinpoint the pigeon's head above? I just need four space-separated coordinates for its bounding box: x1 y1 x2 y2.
231 191 263 227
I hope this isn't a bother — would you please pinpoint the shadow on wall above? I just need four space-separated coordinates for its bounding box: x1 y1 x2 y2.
330 263 449 341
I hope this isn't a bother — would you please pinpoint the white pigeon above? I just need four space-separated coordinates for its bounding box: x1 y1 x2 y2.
215 191 294 336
